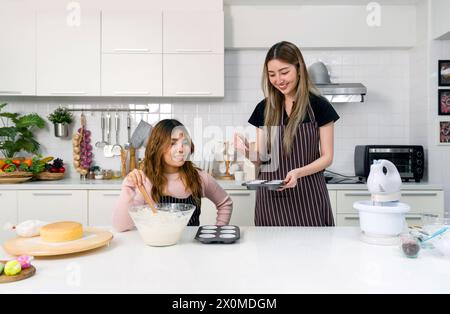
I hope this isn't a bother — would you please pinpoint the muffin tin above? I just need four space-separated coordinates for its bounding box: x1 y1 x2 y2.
195 225 240 244
242 179 285 190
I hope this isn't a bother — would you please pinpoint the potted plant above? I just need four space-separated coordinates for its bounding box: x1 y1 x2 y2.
0 103 46 159
47 106 74 137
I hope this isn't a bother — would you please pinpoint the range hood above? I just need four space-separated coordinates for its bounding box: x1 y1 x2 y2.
308 62 367 103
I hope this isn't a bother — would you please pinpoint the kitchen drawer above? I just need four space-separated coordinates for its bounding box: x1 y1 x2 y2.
88 190 121 226
337 213 434 227
17 190 88 225
336 190 444 215
201 190 256 226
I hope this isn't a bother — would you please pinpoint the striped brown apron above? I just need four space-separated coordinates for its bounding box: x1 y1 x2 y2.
254 104 334 226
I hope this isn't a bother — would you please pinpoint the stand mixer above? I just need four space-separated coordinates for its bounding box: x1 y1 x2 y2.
353 159 410 245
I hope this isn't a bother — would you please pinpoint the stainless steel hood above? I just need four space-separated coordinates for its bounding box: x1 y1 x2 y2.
308 62 367 103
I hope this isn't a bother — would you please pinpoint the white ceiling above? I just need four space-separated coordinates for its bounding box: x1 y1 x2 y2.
224 0 420 5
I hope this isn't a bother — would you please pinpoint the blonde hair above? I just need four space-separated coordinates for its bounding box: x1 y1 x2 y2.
142 119 202 207
261 41 319 154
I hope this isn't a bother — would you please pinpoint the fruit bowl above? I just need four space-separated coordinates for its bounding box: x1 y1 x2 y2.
35 171 65 181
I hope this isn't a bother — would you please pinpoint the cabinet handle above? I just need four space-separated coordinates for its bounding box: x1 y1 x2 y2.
344 216 359 220
114 48 150 52
401 192 438 196
175 92 212 96
343 193 371 197
50 92 87 95
228 192 252 196
32 192 73 196
0 91 22 94
102 193 120 196
405 216 423 220
114 91 150 95
175 49 212 53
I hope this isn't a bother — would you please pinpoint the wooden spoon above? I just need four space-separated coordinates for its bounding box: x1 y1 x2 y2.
137 185 158 214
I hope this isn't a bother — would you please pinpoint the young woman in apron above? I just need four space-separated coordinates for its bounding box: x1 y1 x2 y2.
113 119 232 231
236 41 339 226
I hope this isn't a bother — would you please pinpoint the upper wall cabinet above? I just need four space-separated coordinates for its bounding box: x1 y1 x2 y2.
431 0 450 40
0 7 35 95
101 10 163 96
102 54 162 96
101 10 162 53
163 11 224 53
163 54 224 97
163 10 224 97
36 9 101 96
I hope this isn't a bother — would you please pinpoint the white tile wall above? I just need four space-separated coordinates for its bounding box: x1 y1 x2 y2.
1 48 411 179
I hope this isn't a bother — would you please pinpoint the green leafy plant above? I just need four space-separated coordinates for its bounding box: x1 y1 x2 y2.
47 106 74 124
0 103 46 158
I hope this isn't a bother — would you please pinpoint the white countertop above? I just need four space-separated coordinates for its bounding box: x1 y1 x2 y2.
1 227 449 294
0 178 443 190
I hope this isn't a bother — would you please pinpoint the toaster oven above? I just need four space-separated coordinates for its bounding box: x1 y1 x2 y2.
354 145 424 182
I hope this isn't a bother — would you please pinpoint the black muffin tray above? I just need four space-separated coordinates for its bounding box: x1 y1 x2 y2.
242 179 284 190
195 225 240 244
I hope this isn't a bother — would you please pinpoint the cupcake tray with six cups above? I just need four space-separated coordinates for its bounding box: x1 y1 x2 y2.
195 225 240 244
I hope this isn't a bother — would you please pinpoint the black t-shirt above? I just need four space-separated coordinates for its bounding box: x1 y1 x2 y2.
248 93 340 128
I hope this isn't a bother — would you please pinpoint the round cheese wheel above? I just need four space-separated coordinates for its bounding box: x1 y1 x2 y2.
40 222 83 243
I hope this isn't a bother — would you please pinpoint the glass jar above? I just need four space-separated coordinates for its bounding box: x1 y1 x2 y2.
400 234 420 258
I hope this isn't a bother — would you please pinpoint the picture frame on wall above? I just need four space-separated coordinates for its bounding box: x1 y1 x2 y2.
438 89 450 115
437 118 450 145
438 60 450 86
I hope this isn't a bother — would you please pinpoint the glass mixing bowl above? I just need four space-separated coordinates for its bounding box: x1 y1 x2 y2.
128 203 196 246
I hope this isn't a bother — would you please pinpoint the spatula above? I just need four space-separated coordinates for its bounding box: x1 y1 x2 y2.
137 185 158 214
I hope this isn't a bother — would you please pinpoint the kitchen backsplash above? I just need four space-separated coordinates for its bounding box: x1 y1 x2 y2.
2 48 410 178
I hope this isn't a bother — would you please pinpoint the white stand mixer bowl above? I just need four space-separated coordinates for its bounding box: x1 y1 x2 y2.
354 201 410 236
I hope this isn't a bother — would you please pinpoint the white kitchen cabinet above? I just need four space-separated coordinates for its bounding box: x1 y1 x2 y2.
201 190 256 226
0 7 35 95
17 190 88 225
163 54 224 97
101 10 162 54
88 190 121 226
0 191 17 228
163 11 223 54
335 189 444 226
328 190 337 224
337 214 425 228
36 9 100 96
101 54 162 96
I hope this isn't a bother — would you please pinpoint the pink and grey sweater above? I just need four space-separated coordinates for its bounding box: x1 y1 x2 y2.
112 170 233 231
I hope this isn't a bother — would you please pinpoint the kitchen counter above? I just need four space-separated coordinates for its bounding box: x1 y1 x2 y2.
1 227 449 293
0 178 443 190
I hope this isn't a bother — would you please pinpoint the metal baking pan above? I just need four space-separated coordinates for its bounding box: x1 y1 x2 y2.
195 225 240 244
242 180 284 190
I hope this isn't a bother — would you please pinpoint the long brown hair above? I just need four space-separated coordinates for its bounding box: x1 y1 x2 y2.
262 41 319 154
142 119 202 206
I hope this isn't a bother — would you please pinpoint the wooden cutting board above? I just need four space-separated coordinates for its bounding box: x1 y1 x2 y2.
0 261 36 284
3 228 113 257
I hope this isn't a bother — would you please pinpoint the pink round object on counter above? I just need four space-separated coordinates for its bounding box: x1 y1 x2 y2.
17 255 33 269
